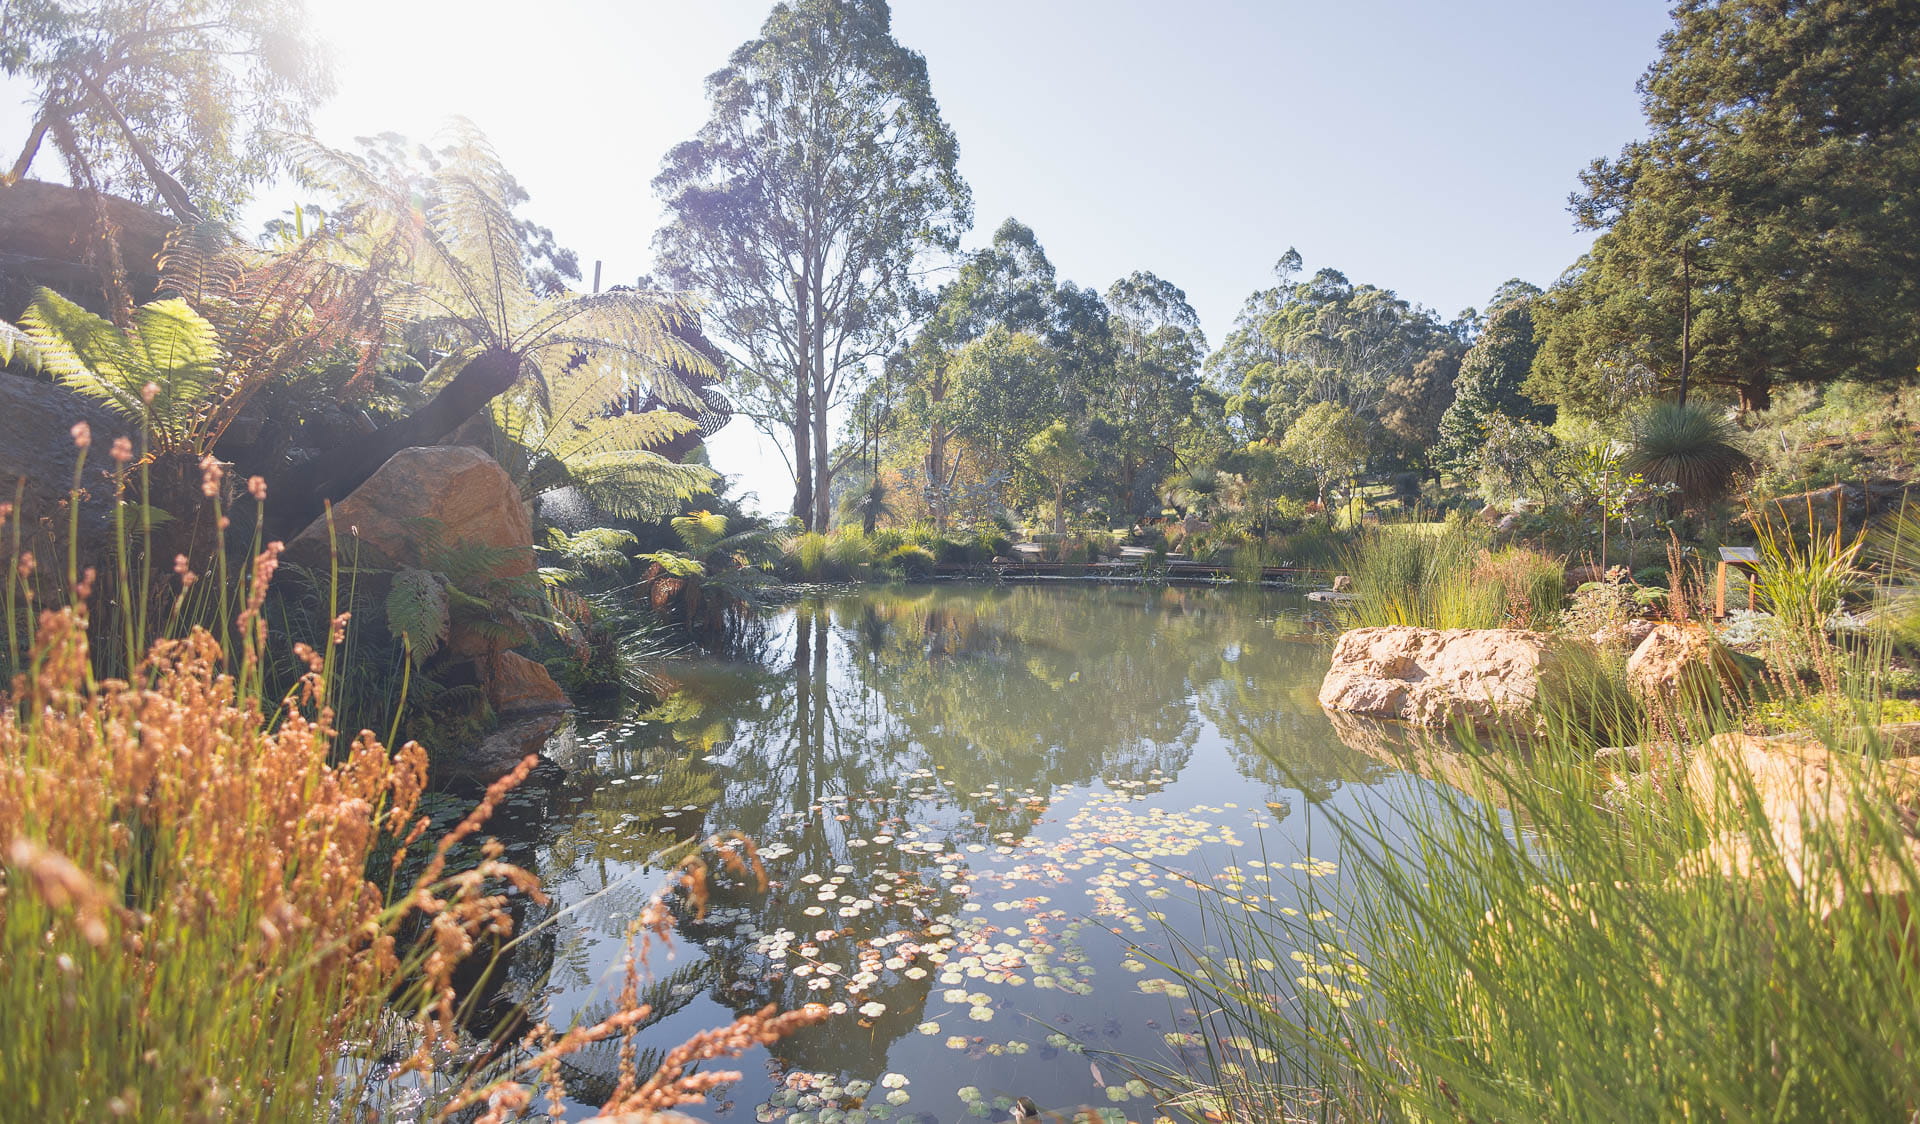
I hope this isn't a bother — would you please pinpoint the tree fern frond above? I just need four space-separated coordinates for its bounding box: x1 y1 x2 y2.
566 453 716 521
21 288 224 443
671 510 730 553
638 551 705 578
549 411 701 463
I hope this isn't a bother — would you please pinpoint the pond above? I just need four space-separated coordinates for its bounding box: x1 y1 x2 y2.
473 583 1440 1122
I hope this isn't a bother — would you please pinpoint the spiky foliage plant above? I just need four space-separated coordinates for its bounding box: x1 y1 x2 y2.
1625 400 1753 507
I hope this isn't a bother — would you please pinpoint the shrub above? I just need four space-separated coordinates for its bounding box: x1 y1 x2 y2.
884 544 935 578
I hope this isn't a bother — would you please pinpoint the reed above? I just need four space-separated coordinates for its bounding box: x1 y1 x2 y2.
0 435 821 1120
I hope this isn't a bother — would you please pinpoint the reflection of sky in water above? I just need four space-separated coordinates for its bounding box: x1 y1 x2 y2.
489 584 1443 1121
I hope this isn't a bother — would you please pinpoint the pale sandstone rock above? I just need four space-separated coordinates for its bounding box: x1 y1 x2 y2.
1625 622 1746 705
1318 626 1561 733
1682 729 1920 921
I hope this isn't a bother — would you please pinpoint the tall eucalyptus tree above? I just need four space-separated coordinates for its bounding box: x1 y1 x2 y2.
654 0 971 529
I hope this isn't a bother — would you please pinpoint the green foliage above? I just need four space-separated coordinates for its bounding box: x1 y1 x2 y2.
1435 286 1550 472
884 544 936 579
1025 419 1094 535
1212 253 1466 450
384 568 451 666
1528 0 1920 413
1625 401 1753 507
1277 400 1370 509
20 289 223 452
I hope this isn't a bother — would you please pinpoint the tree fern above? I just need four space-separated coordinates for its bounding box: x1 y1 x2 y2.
385 568 451 665
290 121 718 414
19 288 224 449
544 527 637 576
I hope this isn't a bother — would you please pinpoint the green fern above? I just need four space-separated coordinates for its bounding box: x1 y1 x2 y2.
544 527 638 576
385 568 451 665
19 288 225 450
671 510 729 553
637 551 704 578
486 362 715 519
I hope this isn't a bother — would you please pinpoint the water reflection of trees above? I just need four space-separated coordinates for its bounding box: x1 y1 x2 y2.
517 584 1393 1088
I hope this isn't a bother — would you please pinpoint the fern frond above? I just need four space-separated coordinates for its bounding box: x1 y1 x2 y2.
671 510 730 554
638 551 704 578
544 526 637 575
386 568 451 665
565 453 715 521
0 318 44 372
21 288 224 444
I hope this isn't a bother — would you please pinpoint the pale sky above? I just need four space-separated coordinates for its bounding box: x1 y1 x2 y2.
2 0 1675 512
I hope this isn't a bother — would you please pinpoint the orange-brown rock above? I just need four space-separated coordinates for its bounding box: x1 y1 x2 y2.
486 650 570 716
1318 626 1561 734
285 445 535 656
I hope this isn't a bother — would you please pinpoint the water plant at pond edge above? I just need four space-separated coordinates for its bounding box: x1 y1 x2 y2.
0 457 824 1120
1152 707 1920 1121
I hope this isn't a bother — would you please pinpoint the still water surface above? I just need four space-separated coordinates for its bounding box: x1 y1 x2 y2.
481 583 1435 1121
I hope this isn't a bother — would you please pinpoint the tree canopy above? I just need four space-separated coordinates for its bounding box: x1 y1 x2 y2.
1 0 334 217
1529 0 1920 414
654 0 971 530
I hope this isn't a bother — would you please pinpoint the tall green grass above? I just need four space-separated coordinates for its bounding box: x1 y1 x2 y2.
1152 508 1920 1122
1338 521 1565 631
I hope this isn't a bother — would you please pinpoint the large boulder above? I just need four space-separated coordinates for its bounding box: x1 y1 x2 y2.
286 444 532 575
0 179 173 318
285 444 536 656
1625 622 1752 706
1318 626 1562 734
1682 728 1920 921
